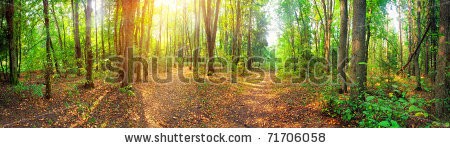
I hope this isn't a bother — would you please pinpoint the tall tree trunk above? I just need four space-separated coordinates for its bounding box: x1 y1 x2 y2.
94 1 99 71
16 0 21 79
193 0 200 71
43 0 52 99
85 0 94 88
324 0 333 70
338 0 348 93
145 0 155 56
398 0 404 69
101 1 105 70
113 1 120 55
429 0 438 82
107 2 112 57
201 0 221 76
139 0 150 51
135 0 149 82
121 0 138 87
232 0 242 73
350 0 367 100
6 0 18 85
51 4 62 75
71 0 83 75
414 0 422 90
407 0 413 76
50 39 61 75
365 9 371 52
247 1 253 70
434 0 450 115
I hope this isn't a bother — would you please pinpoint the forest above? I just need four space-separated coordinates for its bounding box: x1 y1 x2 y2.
0 0 449 128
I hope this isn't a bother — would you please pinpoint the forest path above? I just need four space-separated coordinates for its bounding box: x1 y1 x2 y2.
133 67 342 128
0 68 340 128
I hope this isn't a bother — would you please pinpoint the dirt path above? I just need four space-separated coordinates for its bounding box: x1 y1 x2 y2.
133 68 342 128
1 68 341 128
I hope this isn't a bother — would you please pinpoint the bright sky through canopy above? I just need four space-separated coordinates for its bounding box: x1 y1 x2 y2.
265 0 281 47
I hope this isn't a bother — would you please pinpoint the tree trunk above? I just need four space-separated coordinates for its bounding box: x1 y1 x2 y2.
113 1 120 55
50 39 60 75
94 1 99 71
321 0 334 71
429 0 438 82
43 0 52 99
398 0 404 69
136 0 149 83
350 0 367 100
232 0 242 73
193 0 200 71
201 0 221 76
101 1 105 70
71 0 83 75
50 4 62 75
434 0 449 115
365 9 371 52
6 0 18 85
247 1 253 70
338 0 348 93
407 0 413 76
414 0 422 90
121 0 138 87
145 0 155 55
139 0 150 51
85 0 94 88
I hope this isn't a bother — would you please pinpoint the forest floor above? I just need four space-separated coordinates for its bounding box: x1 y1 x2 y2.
0 68 343 128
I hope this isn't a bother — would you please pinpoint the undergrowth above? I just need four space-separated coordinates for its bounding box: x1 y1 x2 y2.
321 84 448 128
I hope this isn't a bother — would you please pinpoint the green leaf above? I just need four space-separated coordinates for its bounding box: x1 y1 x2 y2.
408 105 424 113
378 121 390 128
415 112 429 118
366 96 375 102
358 62 368 65
390 120 400 128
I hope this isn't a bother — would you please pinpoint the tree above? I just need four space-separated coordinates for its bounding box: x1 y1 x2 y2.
247 0 254 70
43 0 52 99
85 0 94 88
51 3 62 75
397 0 404 68
429 0 438 80
121 0 138 87
201 0 221 76
71 0 83 75
414 0 422 90
407 0 413 75
232 0 242 73
350 0 367 100
434 0 449 115
313 0 334 68
5 0 18 85
338 0 348 93
193 0 201 71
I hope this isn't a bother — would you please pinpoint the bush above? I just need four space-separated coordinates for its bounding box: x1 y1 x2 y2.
321 86 433 128
119 85 135 97
11 83 44 98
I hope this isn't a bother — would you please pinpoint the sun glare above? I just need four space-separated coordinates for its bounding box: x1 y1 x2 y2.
155 0 184 10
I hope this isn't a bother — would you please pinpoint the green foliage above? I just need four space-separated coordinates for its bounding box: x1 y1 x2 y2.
119 85 135 97
322 85 434 128
67 84 80 98
11 83 44 98
358 95 431 128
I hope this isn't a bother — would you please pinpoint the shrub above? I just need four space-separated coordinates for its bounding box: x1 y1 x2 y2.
321 86 433 128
